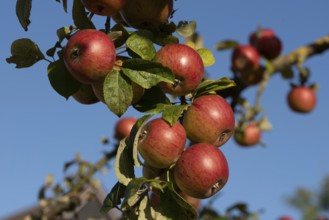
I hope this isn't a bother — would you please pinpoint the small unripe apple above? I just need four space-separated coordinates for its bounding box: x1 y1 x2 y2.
183 95 235 147
287 86 317 113
249 28 282 60
72 84 99 105
138 118 186 169
120 0 173 29
174 143 229 199
114 117 137 140
64 29 116 84
234 122 262 147
81 0 126 16
154 44 204 96
231 45 260 72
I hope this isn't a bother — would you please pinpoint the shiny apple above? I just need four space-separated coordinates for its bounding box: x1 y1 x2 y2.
64 29 116 84
174 143 229 199
154 43 204 96
183 95 235 147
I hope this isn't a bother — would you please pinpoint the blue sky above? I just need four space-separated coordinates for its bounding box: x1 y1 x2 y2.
1 1 329 219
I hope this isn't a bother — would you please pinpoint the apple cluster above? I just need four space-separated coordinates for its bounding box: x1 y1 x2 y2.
63 0 237 211
231 28 283 86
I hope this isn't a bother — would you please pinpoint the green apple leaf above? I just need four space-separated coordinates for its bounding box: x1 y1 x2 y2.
114 139 135 186
215 40 239 51
133 86 171 114
154 34 179 46
126 31 156 61
101 181 126 213
111 24 130 48
103 70 133 117
121 59 174 89
176 20 197 38
127 114 154 167
258 116 272 131
153 182 198 220
162 104 190 126
197 48 215 67
16 0 32 31
56 26 71 42
72 0 95 30
47 59 82 99
194 77 236 97
7 38 45 68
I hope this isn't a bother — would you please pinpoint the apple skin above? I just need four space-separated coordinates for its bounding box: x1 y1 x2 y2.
249 28 282 60
183 95 235 147
234 123 261 147
231 45 260 72
174 143 229 199
287 86 317 113
120 0 173 29
81 0 126 17
114 117 137 140
72 84 100 105
154 44 204 96
64 29 116 84
138 118 186 169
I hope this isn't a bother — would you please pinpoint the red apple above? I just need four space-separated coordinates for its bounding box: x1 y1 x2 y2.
154 44 204 96
120 0 173 29
114 117 137 140
64 29 116 84
138 118 186 169
234 122 262 147
183 95 235 147
287 86 317 113
231 45 260 72
72 84 99 104
174 143 229 199
249 28 282 60
81 0 126 17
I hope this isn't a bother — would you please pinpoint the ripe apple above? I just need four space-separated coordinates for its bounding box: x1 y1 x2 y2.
120 0 173 29
154 43 204 96
287 86 317 113
183 95 235 147
64 29 116 84
249 28 282 60
138 118 186 169
72 84 100 105
114 117 137 140
81 0 126 17
174 143 229 199
231 45 260 72
234 122 262 147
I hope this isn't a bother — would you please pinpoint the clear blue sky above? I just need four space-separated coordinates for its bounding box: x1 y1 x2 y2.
1 1 329 219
